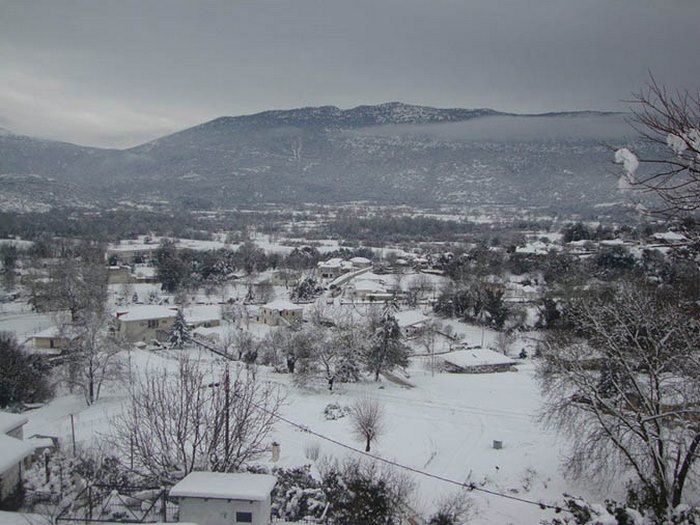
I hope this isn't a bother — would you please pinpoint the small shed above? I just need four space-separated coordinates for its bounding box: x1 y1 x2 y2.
170 471 276 525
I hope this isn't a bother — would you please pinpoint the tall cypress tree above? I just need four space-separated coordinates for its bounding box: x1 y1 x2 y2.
169 310 191 349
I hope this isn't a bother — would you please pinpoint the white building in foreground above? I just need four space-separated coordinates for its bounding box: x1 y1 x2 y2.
0 412 33 509
170 471 277 525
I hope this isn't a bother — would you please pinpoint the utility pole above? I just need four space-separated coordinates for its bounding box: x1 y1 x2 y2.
224 364 230 465
70 413 76 455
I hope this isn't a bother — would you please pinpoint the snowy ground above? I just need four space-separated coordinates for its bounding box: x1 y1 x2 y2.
15 339 601 525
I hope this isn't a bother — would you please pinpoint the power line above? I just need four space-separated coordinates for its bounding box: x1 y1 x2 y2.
237 392 567 514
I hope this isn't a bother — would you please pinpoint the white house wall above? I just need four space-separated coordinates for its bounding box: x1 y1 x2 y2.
0 463 21 503
178 496 272 525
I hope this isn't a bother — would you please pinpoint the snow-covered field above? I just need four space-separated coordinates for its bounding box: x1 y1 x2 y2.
13 338 598 525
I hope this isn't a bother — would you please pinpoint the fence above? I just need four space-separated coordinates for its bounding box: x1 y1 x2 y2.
55 484 177 523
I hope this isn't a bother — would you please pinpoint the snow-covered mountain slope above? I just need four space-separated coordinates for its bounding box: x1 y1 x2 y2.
0 103 653 212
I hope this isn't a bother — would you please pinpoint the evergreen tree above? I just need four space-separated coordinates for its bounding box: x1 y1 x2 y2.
363 305 410 381
169 310 191 348
0 333 53 407
290 276 322 301
154 240 186 293
320 458 413 524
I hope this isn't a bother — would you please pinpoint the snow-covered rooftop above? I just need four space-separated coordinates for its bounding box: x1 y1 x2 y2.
262 300 302 311
653 231 688 242
352 279 387 293
29 326 62 339
107 242 158 253
318 257 344 268
184 305 221 323
0 434 34 473
515 241 551 255
29 325 77 340
0 412 28 434
116 305 178 322
395 310 429 328
169 471 276 501
441 348 516 368
133 265 156 278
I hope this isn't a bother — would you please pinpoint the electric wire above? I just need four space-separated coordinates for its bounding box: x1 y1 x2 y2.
236 391 567 514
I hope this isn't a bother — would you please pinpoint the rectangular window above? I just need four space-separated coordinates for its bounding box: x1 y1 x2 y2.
147 320 158 329
235 511 253 523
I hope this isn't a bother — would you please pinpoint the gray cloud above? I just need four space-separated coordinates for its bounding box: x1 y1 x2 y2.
1 0 698 147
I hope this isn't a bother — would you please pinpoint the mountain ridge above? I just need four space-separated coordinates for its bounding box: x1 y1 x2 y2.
0 103 646 213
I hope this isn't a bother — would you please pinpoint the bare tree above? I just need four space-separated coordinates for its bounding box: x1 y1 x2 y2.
537 282 700 516
110 357 283 483
407 273 433 306
622 77 700 220
28 256 107 322
64 311 123 405
350 395 384 452
293 323 362 390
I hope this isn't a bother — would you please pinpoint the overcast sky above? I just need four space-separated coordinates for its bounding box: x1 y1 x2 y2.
1 0 699 148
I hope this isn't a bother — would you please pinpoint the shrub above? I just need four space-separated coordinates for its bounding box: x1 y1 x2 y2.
271 466 326 522
323 403 350 420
